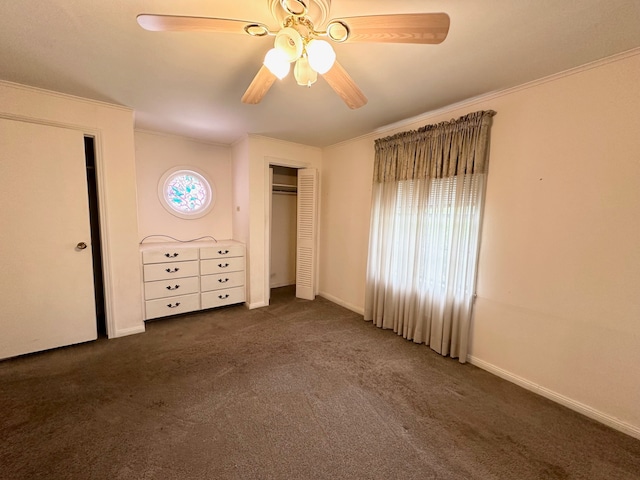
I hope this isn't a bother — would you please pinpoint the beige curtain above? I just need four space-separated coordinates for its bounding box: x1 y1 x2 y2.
364 110 495 363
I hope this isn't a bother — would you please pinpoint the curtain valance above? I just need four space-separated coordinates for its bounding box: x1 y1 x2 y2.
373 110 496 182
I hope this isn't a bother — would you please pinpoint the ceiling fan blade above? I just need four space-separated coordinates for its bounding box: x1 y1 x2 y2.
242 65 277 105
321 61 368 110
334 13 450 44
137 14 258 34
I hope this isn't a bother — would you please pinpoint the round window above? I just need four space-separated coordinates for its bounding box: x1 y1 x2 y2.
158 167 215 219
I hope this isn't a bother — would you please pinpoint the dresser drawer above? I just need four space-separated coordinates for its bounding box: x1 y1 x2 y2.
142 248 198 264
201 287 245 309
143 260 199 282
144 276 200 300
200 244 245 260
145 293 200 320
201 271 245 292
200 257 246 275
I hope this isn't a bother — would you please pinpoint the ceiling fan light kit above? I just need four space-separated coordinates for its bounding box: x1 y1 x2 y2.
264 8 339 87
137 0 450 109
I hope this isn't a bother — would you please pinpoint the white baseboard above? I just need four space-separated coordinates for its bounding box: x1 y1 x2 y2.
468 355 640 440
112 324 145 338
248 301 268 310
318 291 365 316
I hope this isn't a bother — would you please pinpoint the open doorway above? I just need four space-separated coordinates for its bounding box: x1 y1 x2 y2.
84 136 107 337
270 166 298 296
265 159 318 306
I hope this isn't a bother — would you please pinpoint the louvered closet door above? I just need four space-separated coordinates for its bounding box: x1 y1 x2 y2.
296 168 318 300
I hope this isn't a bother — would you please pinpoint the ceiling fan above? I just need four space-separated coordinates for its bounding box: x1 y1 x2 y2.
137 0 450 109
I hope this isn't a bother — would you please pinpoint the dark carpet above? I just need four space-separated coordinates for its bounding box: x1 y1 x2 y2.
1 286 639 479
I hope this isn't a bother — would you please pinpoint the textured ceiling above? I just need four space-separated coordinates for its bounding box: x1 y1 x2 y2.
1 0 639 147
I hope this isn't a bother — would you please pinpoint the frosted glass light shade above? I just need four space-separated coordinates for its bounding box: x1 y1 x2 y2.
294 56 318 86
306 39 336 74
275 27 304 63
264 48 290 79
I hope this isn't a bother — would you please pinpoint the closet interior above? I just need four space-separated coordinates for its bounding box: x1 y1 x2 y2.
270 165 298 291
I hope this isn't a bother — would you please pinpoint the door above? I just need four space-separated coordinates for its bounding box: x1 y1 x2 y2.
295 168 318 300
0 118 97 359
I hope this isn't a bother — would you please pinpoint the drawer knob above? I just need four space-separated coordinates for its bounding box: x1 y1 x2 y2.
218 278 229 283
218 250 229 255
165 267 180 273
218 263 229 268
167 302 181 308
165 252 179 258
166 285 180 290
218 294 230 299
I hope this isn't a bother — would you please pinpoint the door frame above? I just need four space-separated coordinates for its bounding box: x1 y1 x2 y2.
263 156 312 305
0 113 114 338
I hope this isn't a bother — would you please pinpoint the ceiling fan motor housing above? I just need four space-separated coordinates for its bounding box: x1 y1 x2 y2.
268 0 331 27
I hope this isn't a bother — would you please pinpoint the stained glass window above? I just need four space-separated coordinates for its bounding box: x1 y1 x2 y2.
158 168 214 219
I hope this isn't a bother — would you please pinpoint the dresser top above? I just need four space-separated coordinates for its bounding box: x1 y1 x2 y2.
139 239 243 252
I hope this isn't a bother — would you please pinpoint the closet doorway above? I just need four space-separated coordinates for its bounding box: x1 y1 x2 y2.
270 166 298 293
268 164 318 303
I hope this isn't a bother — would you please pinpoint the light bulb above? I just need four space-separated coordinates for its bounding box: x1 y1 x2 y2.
306 39 336 74
294 56 317 87
264 48 290 80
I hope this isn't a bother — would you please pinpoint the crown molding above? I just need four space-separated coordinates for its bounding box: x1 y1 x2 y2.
134 128 230 148
0 79 133 113
248 133 323 152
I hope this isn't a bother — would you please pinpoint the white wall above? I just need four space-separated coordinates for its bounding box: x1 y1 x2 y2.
0 81 143 338
134 130 233 242
319 51 640 438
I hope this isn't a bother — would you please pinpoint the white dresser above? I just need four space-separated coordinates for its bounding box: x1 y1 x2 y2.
140 240 246 320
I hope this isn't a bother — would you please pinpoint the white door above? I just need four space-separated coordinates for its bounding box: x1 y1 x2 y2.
296 168 318 300
0 118 97 359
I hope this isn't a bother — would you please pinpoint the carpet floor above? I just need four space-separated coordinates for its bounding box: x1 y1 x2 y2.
1 286 639 479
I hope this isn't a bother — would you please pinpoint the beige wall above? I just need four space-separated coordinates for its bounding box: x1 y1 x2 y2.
319 138 374 313
0 81 143 338
231 136 251 245
134 130 233 242
319 51 640 437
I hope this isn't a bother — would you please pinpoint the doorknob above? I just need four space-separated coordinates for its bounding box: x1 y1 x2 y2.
76 242 88 250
